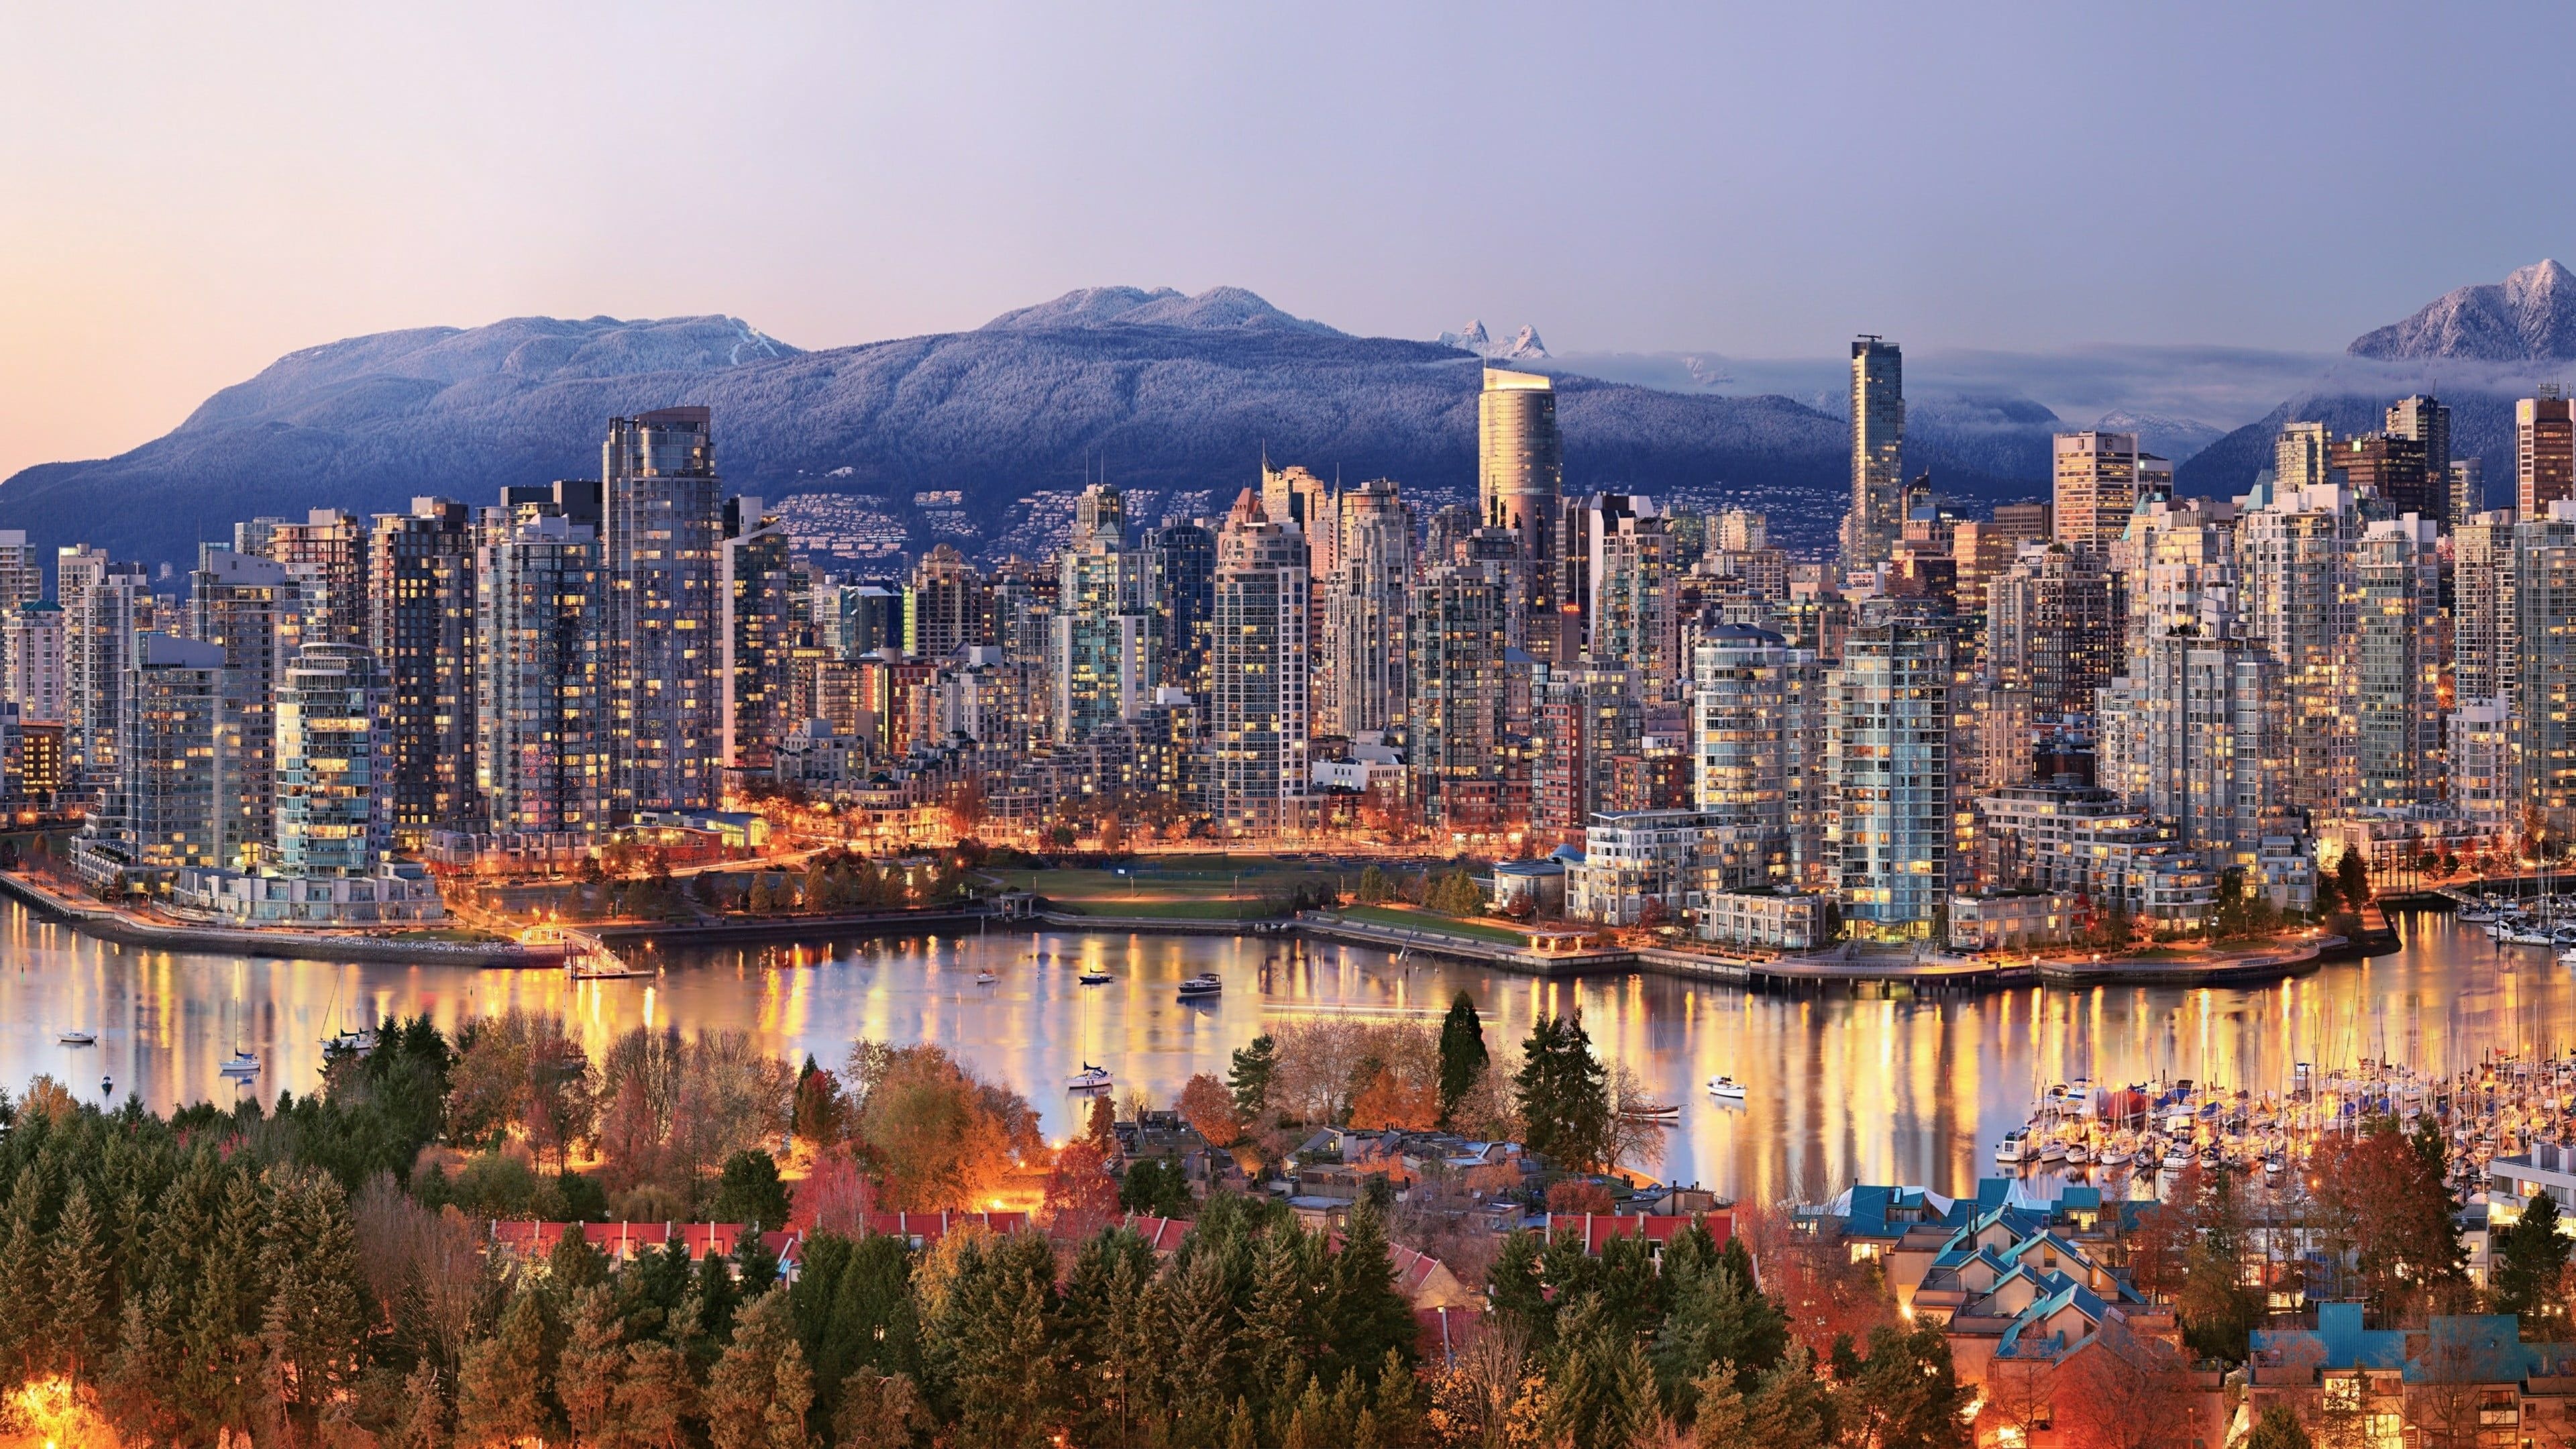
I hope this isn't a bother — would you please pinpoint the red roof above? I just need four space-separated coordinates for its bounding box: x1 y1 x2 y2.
1542 1212 1733 1255
1415 1306 1486 1365
488 1220 802 1267
859 1210 1030 1244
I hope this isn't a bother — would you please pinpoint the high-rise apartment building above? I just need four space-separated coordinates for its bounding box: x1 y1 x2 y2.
0 531 42 614
1407 555 1513 829
62 549 150 784
102 634 227 873
2516 500 2576 831
602 407 723 814
2385 395 2452 517
1842 337 1905 568
1692 623 1826 886
2052 432 2170 551
1145 523 1216 701
2238 484 2359 816
2354 515 2444 810
1588 499 1681 701
1832 620 1951 938
2455 509 2518 708
275 643 385 875
1322 478 1411 738
1479 368 1561 543
904 545 988 661
1987 542 2122 716
1532 667 1640 842
189 549 297 863
476 508 604 833
267 508 368 647
718 496 797 771
2451 458 2485 527
1049 484 1157 741
2521 390 2576 516
2274 423 2335 496
1208 492 1309 835
2 601 64 729
368 498 476 838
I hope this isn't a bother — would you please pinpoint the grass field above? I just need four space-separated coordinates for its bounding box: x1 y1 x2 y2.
1332 904 1534 945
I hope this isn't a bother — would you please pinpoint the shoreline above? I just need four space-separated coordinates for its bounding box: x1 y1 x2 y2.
0 867 2395 992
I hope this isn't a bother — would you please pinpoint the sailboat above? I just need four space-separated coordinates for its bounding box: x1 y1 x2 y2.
219 969 261 1081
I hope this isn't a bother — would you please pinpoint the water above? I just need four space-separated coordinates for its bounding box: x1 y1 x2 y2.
0 904 2567 1203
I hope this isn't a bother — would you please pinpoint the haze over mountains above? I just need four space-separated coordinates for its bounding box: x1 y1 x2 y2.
10 266 2576 569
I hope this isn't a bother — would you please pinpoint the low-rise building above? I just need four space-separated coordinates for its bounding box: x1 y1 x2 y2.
1568 808 1708 925
1947 889 2079 952
170 861 447 925
1697 885 1827 950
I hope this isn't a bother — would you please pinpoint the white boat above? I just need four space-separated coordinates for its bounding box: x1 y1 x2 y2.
1078 969 1114 985
100 1075 112 1097
321 1028 378 1054
2037 1139 2068 1165
2097 1144 2133 1168
1995 1128 2028 1165
56 1030 96 1046
2500 925 2559 946
1621 1102 1682 1122
1067 1063 1113 1092
2161 1144 2193 1170
2065 1142 2092 1165
1176 972 1223 999
973 970 1000 987
1706 1075 1748 1101
219 1051 262 1080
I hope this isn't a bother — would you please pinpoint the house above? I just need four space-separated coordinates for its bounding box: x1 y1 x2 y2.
488 1221 806 1282
2248 1303 2576 1442
1540 1212 1733 1261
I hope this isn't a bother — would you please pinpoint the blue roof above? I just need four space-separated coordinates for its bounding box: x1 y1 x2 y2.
2251 1305 2575 1383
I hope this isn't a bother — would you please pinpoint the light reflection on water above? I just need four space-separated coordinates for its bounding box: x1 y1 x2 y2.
0 905 2569 1202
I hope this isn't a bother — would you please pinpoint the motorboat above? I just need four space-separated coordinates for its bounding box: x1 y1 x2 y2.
1078 969 1115 985
219 1051 262 1080
1177 972 1223 1000
2037 1138 2068 1165
321 1028 378 1055
2065 1142 2092 1165
56 1030 95 1046
1067 1063 1113 1092
973 970 1000 987
2499 925 2559 947
2161 1144 2194 1170
1995 1128 2028 1166
100 1075 111 1098
1707 1075 1748 1102
1621 1102 1682 1122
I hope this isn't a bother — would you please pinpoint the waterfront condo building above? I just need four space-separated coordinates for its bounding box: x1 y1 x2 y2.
2515 500 2576 832
275 642 386 875
1841 337 1905 570
1831 619 1951 938
101 633 228 874
1208 491 1309 836
368 498 477 839
189 549 297 864
602 407 723 814
3 600 64 729
1691 623 1827 886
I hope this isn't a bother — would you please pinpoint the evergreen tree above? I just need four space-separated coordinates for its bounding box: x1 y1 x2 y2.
1485 1229 1554 1352
2493 1191 2573 1322
384 1360 452 1449
925 1232 1067 1446
714 1150 794 1230
1436 991 1487 1128
615 1338 697 1449
707 1289 818 1449
1160 1239 1248 1438
1240 1222 1322 1401
557 1285 627 1447
1059 1226 1160 1444
2244 1403 2315 1449
258 1167 368 1435
832 1366 930 1449
0 1163 46 1376
48 1177 110 1382
2336 848 2372 912
1515 1014 1611 1171
1652 1236 1788 1409
456 1292 557 1449
550 1224 612 1294
1835 1324 1970 1449
1229 1034 1279 1120
1322 1202 1419 1385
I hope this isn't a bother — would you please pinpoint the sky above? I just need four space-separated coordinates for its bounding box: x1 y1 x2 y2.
3 1 2571 480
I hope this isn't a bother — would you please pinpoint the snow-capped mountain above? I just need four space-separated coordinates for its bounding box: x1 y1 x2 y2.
2349 259 2576 362
1437 321 1550 361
